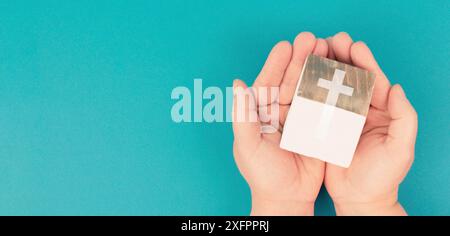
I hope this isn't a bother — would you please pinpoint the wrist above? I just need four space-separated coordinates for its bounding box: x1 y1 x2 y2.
333 198 407 216
251 195 315 216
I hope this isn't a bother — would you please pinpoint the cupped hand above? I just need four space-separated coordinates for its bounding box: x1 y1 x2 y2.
232 32 328 215
324 32 418 215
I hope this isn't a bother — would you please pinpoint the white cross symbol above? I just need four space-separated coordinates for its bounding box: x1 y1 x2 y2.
317 69 354 106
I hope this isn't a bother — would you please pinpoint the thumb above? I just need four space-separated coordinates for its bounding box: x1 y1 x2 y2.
232 79 261 150
386 84 418 148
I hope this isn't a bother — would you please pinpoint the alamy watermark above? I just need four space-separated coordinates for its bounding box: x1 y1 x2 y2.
171 79 280 133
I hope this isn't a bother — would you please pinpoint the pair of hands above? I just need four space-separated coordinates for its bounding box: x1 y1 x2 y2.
232 32 418 216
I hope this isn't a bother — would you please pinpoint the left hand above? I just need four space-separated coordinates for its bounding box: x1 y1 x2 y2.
232 32 329 215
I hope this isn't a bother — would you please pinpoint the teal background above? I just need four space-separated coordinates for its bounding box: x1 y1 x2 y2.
0 0 448 215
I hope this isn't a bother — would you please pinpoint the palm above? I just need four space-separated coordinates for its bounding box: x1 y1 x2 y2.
326 107 400 202
234 121 323 203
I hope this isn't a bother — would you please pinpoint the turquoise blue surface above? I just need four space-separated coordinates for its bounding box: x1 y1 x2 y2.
0 0 448 215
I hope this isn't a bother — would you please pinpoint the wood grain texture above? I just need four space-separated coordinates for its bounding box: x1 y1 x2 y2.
297 55 375 116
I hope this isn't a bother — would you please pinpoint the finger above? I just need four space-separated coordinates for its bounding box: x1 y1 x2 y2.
313 38 328 57
252 41 292 106
362 106 390 134
279 41 325 125
253 41 292 88
386 85 418 148
279 105 290 126
257 102 282 133
350 41 391 110
232 79 262 149
279 32 316 104
326 37 336 59
332 32 353 64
